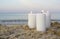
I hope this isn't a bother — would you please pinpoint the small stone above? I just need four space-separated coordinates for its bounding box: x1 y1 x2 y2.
23 25 29 30
55 28 60 35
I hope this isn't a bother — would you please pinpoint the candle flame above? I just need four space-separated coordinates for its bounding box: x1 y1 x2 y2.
41 10 44 13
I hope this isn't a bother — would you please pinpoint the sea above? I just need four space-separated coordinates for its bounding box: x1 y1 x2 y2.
0 20 28 25
0 19 60 25
0 12 60 25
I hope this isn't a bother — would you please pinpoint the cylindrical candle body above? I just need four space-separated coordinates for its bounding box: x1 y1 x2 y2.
28 13 36 28
36 13 46 32
43 12 51 28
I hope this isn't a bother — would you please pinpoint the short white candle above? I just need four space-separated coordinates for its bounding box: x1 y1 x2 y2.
36 13 46 32
28 11 36 28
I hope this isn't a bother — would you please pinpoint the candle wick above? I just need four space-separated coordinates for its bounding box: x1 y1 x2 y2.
30 11 32 14
47 11 49 13
41 10 44 13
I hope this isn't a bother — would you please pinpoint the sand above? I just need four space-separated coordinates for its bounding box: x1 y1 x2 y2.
0 22 60 39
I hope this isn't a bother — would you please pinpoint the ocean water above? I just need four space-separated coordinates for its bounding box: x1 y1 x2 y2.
0 20 28 25
0 20 60 25
0 12 60 20
0 12 60 25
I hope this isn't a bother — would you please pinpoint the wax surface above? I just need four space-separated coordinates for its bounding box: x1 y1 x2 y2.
43 12 51 28
36 13 46 32
28 13 36 28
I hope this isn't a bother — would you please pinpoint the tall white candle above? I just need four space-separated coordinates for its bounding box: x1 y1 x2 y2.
42 11 51 28
46 11 51 28
36 13 46 32
28 11 36 28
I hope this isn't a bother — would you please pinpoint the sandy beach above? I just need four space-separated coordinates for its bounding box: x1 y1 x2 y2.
0 22 60 39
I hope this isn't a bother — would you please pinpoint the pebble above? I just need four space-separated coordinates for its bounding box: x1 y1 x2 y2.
0 24 60 39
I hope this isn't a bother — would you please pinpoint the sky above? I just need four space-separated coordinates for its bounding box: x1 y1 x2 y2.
0 0 60 20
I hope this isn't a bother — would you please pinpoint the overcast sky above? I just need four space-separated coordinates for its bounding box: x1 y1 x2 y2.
0 0 60 20
0 0 60 11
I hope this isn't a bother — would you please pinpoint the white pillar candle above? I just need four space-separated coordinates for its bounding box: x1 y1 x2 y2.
36 13 46 32
46 11 51 28
43 11 51 28
28 11 36 28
